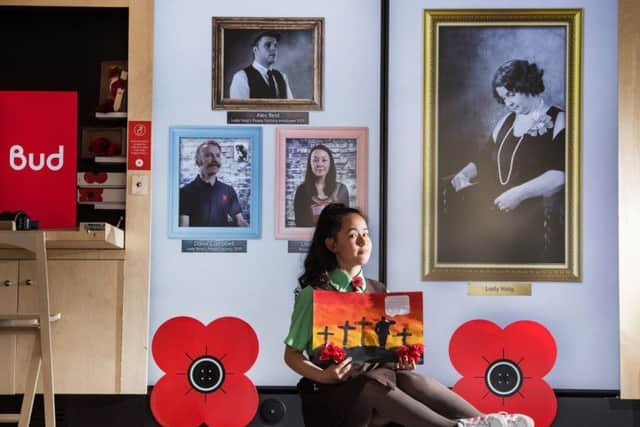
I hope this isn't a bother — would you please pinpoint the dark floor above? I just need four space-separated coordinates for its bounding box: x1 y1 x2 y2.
1 389 639 426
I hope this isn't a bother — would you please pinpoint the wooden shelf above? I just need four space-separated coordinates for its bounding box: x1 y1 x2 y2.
95 112 127 119
45 223 124 249
0 223 124 250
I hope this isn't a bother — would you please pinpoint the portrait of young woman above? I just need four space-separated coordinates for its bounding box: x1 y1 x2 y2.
275 127 368 240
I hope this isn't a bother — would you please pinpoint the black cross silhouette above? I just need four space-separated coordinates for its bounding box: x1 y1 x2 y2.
316 326 334 346
356 316 372 346
338 320 356 346
395 326 413 346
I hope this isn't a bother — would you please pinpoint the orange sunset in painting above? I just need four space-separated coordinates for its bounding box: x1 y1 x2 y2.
312 290 424 363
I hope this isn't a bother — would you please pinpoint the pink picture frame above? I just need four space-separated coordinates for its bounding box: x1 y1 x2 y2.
275 127 368 240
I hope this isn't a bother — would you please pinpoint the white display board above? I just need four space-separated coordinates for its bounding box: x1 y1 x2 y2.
387 0 618 389
150 0 619 390
150 0 381 386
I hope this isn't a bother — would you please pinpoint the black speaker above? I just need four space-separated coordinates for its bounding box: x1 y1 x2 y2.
259 398 286 424
247 391 304 427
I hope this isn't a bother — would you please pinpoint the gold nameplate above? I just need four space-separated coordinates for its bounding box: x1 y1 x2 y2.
468 283 532 296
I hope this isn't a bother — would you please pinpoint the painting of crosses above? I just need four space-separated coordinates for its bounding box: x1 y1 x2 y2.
312 290 424 364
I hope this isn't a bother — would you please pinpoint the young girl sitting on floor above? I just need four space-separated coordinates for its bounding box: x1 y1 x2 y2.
283 203 534 427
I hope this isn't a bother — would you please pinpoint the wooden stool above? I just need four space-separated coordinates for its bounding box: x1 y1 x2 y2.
0 231 59 427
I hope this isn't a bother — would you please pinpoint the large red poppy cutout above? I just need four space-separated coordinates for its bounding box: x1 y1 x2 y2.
449 320 557 427
151 316 259 427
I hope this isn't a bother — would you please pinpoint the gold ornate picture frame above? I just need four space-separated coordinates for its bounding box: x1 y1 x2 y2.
212 17 323 111
423 9 582 281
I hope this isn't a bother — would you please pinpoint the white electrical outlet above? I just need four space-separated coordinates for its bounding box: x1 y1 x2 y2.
131 175 149 195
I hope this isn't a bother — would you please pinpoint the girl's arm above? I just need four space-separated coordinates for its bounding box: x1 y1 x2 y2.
284 345 352 384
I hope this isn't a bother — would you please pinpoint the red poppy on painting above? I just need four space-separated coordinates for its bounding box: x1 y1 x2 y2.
449 320 557 427
150 316 259 427
318 342 347 364
395 343 424 363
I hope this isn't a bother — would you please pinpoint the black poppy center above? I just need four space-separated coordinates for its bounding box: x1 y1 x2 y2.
485 359 522 397
188 356 225 393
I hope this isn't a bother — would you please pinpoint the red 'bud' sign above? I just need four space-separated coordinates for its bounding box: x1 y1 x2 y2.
0 91 77 228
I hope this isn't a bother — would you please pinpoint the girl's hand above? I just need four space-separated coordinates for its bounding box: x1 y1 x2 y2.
320 357 353 384
395 356 416 371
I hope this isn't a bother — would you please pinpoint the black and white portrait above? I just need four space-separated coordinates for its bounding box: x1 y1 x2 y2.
435 26 568 265
212 17 323 110
224 29 313 100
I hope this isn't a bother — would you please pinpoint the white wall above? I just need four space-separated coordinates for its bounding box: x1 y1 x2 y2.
150 0 619 390
388 0 619 389
150 0 381 386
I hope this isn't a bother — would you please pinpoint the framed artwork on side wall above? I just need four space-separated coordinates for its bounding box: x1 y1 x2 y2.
97 60 128 114
422 9 582 281
168 126 262 240
275 127 368 240
212 16 323 110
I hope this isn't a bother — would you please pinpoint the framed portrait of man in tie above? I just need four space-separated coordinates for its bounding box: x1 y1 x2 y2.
212 17 324 111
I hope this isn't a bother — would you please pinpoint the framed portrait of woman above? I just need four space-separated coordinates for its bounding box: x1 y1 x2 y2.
423 9 582 281
275 127 368 240
167 126 262 240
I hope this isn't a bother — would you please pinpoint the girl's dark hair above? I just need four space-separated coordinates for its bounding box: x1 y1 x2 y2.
298 203 365 289
302 144 338 198
492 59 545 104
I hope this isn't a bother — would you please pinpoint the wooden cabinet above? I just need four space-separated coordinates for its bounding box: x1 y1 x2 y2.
16 258 124 394
0 261 19 394
0 0 153 397
0 248 127 394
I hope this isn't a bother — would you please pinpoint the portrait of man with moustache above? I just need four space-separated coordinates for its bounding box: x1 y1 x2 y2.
179 140 248 227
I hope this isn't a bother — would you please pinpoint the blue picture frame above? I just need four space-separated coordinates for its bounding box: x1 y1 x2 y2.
168 126 262 239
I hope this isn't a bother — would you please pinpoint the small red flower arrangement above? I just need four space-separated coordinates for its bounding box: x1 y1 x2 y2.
83 172 108 184
79 188 103 202
106 143 122 156
395 343 424 363
90 138 122 156
449 320 557 427
318 342 347 363
91 137 111 155
150 316 259 427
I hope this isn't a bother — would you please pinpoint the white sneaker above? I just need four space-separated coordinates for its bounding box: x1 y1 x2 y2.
457 414 507 427
497 412 535 427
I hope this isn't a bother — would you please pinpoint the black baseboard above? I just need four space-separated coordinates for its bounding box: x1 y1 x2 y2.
1 388 639 427
0 394 146 427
